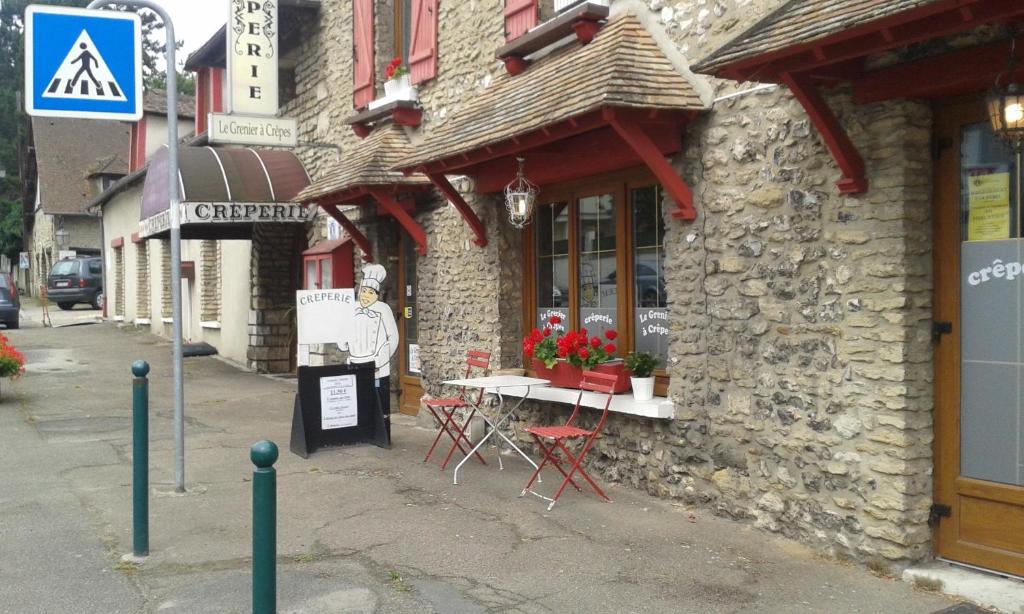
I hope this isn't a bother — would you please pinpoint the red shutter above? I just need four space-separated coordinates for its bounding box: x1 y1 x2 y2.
504 0 537 42
353 0 375 108
408 0 438 85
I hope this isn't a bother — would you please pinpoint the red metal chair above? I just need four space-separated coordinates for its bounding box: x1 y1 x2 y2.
520 370 617 510
423 350 491 470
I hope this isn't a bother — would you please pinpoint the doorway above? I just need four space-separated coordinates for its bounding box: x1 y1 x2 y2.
397 234 422 416
933 95 1024 576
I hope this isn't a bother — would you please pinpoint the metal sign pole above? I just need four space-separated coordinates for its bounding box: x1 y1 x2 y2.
88 0 185 493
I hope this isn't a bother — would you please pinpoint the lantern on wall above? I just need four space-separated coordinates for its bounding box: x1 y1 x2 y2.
504 156 537 229
988 37 1024 151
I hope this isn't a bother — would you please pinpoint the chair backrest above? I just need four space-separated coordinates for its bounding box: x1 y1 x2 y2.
566 370 618 430
460 349 491 403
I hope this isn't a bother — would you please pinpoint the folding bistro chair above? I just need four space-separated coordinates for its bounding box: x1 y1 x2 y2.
423 350 491 470
520 370 617 510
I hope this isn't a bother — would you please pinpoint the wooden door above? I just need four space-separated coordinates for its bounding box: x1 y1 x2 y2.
397 235 422 416
934 95 1024 576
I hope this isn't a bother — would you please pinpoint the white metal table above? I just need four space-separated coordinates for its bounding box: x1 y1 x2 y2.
442 375 549 485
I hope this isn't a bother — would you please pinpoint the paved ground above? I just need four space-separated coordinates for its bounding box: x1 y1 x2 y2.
0 303 968 613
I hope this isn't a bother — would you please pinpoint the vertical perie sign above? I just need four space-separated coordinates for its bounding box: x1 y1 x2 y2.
228 0 278 116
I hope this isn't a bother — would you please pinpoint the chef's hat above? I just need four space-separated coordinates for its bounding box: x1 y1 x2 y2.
360 263 387 293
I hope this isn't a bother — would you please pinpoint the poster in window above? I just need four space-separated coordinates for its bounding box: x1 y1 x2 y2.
408 343 421 374
320 374 358 430
967 172 1010 241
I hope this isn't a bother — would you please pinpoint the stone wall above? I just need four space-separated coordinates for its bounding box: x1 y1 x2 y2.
248 224 303 373
200 240 221 322
114 244 124 317
284 0 937 571
135 240 150 318
160 239 171 319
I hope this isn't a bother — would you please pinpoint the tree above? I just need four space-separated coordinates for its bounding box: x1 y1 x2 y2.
0 0 185 251
146 69 197 97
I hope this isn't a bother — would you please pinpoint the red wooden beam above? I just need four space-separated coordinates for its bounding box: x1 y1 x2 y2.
723 0 1024 83
366 187 428 256
780 72 867 195
407 110 608 175
321 203 373 262
426 173 488 248
853 39 1018 103
470 124 681 192
604 108 695 220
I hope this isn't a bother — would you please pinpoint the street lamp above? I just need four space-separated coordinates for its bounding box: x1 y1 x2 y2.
504 156 537 229
988 37 1024 151
55 218 69 250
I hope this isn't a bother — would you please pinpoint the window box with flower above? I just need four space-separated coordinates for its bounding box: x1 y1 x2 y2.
523 315 630 393
369 57 418 110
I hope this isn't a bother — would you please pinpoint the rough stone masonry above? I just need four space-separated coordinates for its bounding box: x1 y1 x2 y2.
283 0 936 571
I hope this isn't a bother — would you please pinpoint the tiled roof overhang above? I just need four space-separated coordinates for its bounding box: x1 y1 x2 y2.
293 124 432 258
140 145 312 240
693 0 1024 195
395 12 707 245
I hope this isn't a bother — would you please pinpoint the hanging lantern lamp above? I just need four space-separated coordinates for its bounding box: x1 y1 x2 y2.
504 156 538 229
988 36 1024 151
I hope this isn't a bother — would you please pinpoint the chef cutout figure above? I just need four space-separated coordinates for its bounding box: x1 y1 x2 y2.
347 263 399 382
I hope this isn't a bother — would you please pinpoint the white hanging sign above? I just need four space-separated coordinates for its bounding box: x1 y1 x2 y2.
227 0 278 116
296 288 355 345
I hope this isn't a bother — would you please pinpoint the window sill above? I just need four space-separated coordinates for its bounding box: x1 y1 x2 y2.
135 318 151 325
161 317 173 324
201 321 221 330
485 385 674 419
113 315 124 322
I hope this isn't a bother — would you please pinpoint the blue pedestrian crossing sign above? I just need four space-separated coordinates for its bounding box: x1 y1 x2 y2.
24 5 142 120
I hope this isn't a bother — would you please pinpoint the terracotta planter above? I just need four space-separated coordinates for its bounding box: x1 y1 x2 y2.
531 358 631 393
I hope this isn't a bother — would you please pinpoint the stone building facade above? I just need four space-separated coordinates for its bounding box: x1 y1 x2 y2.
280 0 1024 576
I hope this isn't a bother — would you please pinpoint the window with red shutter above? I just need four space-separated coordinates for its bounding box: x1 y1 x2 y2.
504 0 537 41
408 0 437 85
353 0 375 108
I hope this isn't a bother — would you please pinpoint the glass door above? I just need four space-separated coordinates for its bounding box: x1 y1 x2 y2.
934 96 1024 576
397 234 422 416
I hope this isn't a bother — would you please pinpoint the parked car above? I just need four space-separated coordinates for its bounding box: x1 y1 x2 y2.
47 257 103 310
0 272 20 329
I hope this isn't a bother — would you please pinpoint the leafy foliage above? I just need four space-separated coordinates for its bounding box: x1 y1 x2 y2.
624 351 660 378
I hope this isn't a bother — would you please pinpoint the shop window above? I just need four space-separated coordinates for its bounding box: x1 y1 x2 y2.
304 255 334 290
527 178 669 385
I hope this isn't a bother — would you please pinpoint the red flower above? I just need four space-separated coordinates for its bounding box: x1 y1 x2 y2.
590 337 601 348
578 348 589 359
580 328 587 337
604 343 617 354
385 65 396 79
523 341 535 357
548 315 562 325
530 328 543 342
543 327 552 337
604 329 618 340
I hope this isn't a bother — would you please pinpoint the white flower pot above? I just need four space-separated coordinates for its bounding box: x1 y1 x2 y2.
630 376 655 401
384 74 414 101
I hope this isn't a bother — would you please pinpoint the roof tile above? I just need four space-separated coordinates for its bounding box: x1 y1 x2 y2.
398 12 705 170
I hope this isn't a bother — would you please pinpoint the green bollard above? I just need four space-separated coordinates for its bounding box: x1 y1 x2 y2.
131 360 150 557
251 440 278 614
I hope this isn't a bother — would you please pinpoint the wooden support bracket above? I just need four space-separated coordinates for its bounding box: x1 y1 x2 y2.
781 72 868 194
321 203 374 262
604 108 696 220
426 173 488 248
367 187 428 256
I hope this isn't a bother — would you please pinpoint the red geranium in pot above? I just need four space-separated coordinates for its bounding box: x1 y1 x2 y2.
523 320 629 392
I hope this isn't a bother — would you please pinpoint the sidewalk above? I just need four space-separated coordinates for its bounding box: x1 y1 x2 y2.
0 317 966 613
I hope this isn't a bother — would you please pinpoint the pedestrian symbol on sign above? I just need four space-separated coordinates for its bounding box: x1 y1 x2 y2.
44 30 126 101
24 5 142 120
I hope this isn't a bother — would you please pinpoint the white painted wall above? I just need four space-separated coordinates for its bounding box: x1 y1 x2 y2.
143 113 194 161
